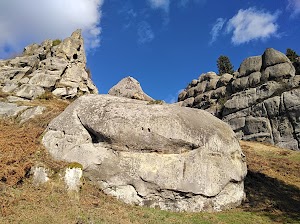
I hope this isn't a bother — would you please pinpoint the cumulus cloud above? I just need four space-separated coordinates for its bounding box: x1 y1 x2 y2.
148 0 170 12
209 18 226 45
226 8 280 45
137 21 155 44
0 0 103 58
287 0 300 17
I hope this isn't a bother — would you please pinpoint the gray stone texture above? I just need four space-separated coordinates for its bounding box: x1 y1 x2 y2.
0 30 98 100
42 94 247 212
178 48 300 150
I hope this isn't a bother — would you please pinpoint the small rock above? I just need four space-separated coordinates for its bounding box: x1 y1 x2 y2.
20 106 46 123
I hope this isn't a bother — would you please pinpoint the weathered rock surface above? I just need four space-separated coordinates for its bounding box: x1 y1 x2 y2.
0 30 98 100
0 100 46 123
178 48 300 150
108 76 153 101
42 94 247 212
0 102 29 117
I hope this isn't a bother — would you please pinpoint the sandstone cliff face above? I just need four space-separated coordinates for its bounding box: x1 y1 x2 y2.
0 30 98 100
178 48 300 150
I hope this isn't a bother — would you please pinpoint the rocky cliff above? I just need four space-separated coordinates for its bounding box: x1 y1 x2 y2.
178 48 300 150
0 30 98 100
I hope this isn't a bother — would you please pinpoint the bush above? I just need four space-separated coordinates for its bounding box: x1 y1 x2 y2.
67 162 83 170
286 48 298 63
147 100 165 105
52 39 62 47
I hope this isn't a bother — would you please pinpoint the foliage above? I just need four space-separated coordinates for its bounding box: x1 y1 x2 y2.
147 100 165 105
52 39 62 47
67 162 83 170
217 55 234 75
217 96 229 107
286 48 299 63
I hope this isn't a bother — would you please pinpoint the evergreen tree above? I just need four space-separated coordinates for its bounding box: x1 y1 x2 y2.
286 48 299 63
217 55 234 75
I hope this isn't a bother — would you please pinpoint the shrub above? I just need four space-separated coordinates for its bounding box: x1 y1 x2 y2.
147 100 165 105
286 48 298 63
52 39 62 47
67 162 83 170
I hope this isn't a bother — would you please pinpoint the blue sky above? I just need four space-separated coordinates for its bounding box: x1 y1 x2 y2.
0 0 300 102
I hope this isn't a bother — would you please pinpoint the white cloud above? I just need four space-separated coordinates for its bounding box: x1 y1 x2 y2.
148 0 170 12
0 0 103 58
137 21 155 44
209 18 226 45
226 8 280 45
287 0 300 17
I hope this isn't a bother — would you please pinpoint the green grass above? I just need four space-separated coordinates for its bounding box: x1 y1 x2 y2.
0 181 278 224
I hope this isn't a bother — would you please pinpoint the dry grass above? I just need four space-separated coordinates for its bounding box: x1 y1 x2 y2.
241 141 300 223
0 103 300 223
241 141 300 188
0 98 69 186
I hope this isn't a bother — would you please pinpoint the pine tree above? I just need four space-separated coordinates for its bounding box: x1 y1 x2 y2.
286 48 299 63
217 55 234 75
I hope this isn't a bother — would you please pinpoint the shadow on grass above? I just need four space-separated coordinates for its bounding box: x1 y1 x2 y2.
243 171 300 223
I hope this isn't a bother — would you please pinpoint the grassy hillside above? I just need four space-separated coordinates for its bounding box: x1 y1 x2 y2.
0 98 299 224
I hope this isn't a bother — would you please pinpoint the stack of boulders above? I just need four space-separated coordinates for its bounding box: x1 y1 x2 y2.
293 57 300 75
0 29 98 100
0 30 98 123
179 48 300 150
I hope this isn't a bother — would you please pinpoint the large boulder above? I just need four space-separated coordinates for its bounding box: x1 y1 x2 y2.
262 48 290 68
108 76 153 101
42 94 247 212
238 56 262 77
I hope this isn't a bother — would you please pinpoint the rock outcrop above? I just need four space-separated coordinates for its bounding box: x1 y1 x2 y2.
108 76 153 101
293 57 300 75
42 94 247 212
0 30 98 100
178 48 300 150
